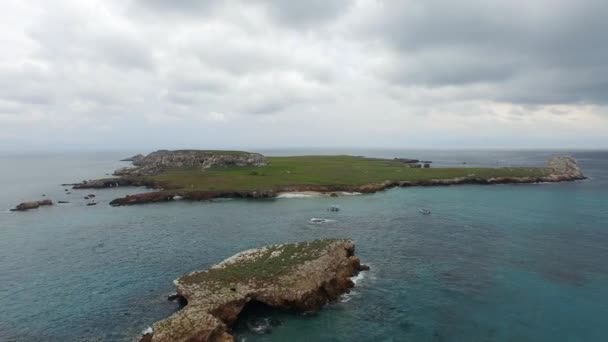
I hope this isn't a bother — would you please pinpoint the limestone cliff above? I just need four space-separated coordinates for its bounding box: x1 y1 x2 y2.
546 156 584 180
116 150 267 176
140 239 364 342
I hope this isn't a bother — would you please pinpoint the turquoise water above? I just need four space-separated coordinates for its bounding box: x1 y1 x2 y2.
0 150 607 341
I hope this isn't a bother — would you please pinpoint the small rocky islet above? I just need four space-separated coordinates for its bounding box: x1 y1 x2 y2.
9 199 53 212
140 239 367 342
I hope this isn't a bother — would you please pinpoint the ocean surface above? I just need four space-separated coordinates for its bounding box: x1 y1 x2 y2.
0 149 607 342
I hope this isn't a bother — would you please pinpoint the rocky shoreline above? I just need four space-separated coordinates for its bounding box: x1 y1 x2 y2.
140 239 366 342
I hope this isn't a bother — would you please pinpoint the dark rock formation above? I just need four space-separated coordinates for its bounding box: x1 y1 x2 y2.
11 199 53 211
109 190 276 206
359 264 371 271
121 154 145 163
110 192 176 206
115 150 267 176
140 239 363 342
72 177 155 189
394 158 419 164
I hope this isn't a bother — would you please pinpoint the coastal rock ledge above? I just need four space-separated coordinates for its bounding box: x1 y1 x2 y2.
140 239 365 342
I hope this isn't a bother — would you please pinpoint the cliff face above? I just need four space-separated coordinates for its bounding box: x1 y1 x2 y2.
116 150 267 176
141 239 364 342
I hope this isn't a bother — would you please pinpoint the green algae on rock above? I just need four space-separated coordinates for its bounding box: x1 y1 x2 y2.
140 239 366 342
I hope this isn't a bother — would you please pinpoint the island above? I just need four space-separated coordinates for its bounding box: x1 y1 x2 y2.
140 239 366 342
68 150 585 206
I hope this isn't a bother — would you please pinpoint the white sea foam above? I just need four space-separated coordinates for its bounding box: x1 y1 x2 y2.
340 268 372 303
277 193 314 198
340 191 363 196
340 290 359 303
351 270 367 285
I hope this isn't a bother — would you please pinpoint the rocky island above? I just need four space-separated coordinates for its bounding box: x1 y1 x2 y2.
68 150 586 206
10 199 53 211
140 239 366 342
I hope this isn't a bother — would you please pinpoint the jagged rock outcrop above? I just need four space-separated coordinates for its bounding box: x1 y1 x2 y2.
140 239 364 342
394 158 419 164
115 150 267 176
546 156 584 180
11 199 53 211
120 154 145 163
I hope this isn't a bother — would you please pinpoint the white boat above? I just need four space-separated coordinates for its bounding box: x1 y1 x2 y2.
309 218 334 224
419 209 431 215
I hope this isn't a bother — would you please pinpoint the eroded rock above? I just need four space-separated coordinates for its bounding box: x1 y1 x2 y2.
142 239 363 342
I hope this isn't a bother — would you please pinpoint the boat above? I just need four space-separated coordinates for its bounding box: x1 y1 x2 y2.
328 205 340 212
87 202 97 206
309 218 334 224
419 209 431 215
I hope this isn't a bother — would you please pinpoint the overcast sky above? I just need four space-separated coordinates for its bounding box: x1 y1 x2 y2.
1 0 607 151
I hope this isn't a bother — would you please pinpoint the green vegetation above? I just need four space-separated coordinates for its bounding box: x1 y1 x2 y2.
167 149 254 156
151 155 549 191
180 239 336 285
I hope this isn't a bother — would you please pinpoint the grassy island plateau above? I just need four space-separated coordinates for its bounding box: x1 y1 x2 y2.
10 149 585 210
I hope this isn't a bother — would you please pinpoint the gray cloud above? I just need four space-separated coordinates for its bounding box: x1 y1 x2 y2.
133 0 353 28
367 0 608 104
257 0 354 28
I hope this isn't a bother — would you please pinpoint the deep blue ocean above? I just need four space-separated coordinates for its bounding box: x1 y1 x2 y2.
1 149 607 342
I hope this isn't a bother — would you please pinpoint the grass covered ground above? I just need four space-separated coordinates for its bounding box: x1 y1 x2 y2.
179 239 336 285
150 155 549 191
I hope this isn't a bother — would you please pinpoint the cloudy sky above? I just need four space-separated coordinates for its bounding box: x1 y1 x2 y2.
1 0 607 150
